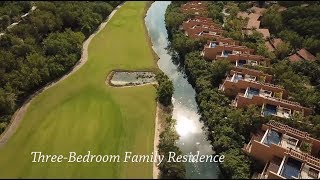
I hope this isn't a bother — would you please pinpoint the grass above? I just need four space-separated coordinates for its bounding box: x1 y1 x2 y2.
0 1 157 178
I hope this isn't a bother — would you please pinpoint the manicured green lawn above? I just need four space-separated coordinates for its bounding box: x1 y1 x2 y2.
0 1 156 178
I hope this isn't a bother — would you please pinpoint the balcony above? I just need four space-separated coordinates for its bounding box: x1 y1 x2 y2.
261 104 292 119
220 50 232 57
260 128 301 151
260 152 320 179
230 73 256 83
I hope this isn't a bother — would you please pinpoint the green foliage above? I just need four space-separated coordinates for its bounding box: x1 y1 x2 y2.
171 32 206 58
238 2 251 12
271 60 320 113
223 16 246 41
207 3 224 24
220 149 251 179
300 141 312 154
278 30 303 50
225 2 240 17
158 117 186 179
282 5 320 39
261 3 320 55
0 1 119 129
164 6 187 33
274 41 292 60
0 1 31 25
260 5 283 33
155 72 173 107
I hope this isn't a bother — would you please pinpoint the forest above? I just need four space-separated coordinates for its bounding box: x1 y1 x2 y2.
0 1 123 133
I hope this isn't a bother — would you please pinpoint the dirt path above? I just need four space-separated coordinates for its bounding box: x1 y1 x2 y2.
153 103 161 179
0 4 123 148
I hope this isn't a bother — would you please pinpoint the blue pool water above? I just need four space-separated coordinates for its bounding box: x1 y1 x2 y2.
234 74 243 82
263 130 281 146
281 158 302 179
263 104 277 116
238 60 247 66
223 51 232 57
246 87 260 99
210 42 216 48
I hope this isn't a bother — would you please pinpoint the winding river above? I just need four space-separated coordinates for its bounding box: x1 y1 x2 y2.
145 1 221 179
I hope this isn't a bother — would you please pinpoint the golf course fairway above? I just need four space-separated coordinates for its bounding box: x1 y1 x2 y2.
0 1 156 178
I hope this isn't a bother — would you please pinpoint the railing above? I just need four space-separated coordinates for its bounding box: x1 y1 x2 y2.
286 148 320 169
225 76 283 89
229 53 269 60
267 120 310 140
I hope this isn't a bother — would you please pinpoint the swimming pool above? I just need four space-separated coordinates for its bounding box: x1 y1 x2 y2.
263 129 282 146
246 87 260 99
281 157 302 179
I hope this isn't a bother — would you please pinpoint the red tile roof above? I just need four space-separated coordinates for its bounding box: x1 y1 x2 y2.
296 48 316 61
265 41 275 52
272 38 283 48
288 54 302 62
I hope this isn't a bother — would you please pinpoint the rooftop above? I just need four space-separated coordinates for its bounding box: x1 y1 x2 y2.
288 54 303 62
297 48 316 62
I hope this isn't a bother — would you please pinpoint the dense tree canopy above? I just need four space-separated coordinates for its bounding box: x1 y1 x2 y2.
0 1 123 133
155 72 174 107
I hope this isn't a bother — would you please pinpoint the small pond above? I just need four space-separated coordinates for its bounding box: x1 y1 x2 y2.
109 71 156 87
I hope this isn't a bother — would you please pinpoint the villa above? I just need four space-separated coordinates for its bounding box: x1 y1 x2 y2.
219 67 281 97
182 17 224 39
180 1 208 15
288 48 317 63
219 54 270 67
202 41 254 60
243 120 320 179
233 91 312 118
219 67 313 118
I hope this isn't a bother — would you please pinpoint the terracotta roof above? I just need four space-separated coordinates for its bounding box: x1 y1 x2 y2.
248 13 260 21
257 29 270 39
246 19 260 29
265 41 275 52
296 48 316 61
288 54 302 62
272 38 283 48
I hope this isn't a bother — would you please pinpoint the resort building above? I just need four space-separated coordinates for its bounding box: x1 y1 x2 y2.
219 54 270 67
238 7 270 39
233 91 312 118
219 67 313 118
288 48 317 63
219 68 286 98
182 17 225 39
180 1 208 15
202 41 254 60
182 17 221 30
243 120 320 179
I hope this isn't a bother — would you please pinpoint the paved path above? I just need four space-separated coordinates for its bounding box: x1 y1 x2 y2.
0 4 123 148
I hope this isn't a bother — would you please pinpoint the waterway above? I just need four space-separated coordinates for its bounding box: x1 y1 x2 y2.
145 1 221 179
